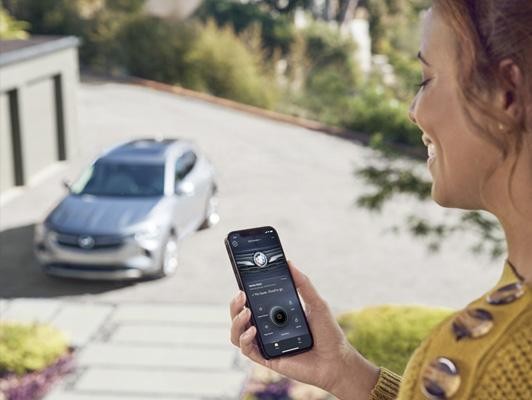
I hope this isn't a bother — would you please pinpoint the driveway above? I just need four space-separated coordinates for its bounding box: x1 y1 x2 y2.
0 78 503 313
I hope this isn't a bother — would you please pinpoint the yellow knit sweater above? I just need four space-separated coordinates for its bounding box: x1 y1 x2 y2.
369 260 532 400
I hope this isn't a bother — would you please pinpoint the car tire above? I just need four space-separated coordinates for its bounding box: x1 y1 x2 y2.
199 184 219 230
155 234 179 278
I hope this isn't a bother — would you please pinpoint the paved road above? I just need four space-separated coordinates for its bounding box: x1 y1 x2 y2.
0 79 503 313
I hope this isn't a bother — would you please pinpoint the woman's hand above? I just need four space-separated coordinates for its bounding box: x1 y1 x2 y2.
229 260 379 399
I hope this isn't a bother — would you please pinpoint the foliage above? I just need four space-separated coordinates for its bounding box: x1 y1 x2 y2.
6 0 145 71
364 0 430 101
5 0 83 37
7 0 277 108
338 305 453 374
0 322 68 376
281 20 362 124
302 20 360 83
195 0 296 56
356 165 431 210
383 46 422 102
365 0 430 54
0 5 29 39
184 20 278 108
117 15 196 83
355 159 506 259
343 84 421 146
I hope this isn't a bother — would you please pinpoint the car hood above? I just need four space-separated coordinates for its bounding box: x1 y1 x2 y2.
47 194 169 235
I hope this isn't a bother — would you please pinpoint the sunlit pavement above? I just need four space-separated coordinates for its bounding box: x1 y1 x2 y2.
0 78 504 398
1 299 248 399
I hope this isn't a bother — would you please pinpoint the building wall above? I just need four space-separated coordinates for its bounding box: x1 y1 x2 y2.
22 77 58 179
0 92 14 192
0 44 79 192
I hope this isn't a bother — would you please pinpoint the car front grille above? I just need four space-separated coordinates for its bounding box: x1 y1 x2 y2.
55 232 125 250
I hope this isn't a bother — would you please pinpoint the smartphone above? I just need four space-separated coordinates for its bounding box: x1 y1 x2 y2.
225 226 314 359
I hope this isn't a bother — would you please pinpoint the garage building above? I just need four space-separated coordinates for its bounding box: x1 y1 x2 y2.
0 36 80 194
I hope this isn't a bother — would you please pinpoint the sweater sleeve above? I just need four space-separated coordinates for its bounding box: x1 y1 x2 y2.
368 367 402 400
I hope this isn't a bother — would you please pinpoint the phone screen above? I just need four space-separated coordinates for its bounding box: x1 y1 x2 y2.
226 226 313 359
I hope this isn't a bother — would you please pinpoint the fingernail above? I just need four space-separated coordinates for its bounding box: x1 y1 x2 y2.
239 291 245 300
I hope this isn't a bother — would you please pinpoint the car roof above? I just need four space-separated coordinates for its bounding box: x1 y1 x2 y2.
99 138 193 164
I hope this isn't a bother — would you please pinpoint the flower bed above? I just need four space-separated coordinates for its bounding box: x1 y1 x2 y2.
242 364 332 400
0 323 76 400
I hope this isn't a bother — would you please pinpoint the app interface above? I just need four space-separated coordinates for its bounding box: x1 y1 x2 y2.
229 229 312 357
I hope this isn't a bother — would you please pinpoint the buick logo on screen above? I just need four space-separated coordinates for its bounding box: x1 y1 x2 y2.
78 235 95 249
253 252 268 268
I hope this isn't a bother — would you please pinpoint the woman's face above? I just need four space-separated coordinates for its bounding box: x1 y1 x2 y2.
409 8 503 210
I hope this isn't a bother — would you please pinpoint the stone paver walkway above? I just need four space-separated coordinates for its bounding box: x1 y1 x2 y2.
0 299 249 399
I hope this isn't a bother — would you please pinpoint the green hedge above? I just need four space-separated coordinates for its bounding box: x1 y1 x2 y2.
183 20 277 109
338 305 453 374
117 15 196 83
0 322 68 376
342 85 422 147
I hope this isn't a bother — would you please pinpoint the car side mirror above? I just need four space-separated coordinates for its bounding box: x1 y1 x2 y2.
175 181 195 196
62 180 72 192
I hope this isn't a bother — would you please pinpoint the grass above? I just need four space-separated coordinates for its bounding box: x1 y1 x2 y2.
337 305 453 374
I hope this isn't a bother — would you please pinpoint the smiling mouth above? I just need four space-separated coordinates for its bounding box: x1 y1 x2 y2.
422 134 437 164
427 143 436 160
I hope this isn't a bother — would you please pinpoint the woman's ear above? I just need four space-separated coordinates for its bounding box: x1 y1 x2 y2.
498 58 524 120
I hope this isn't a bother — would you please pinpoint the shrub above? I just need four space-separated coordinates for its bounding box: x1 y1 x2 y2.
195 0 295 56
0 322 68 376
338 305 453 374
118 16 197 83
302 21 359 81
184 20 277 109
284 21 362 125
342 85 421 147
0 5 29 39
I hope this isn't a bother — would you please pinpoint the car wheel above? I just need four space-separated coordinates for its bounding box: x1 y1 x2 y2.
199 186 219 230
157 234 179 278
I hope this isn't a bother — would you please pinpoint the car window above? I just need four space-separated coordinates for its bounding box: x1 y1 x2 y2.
71 161 165 197
175 150 197 182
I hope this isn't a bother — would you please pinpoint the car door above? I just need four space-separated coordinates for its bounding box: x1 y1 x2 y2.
184 150 213 226
173 150 201 236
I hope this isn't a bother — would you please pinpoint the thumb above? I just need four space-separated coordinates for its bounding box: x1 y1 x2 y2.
287 260 325 310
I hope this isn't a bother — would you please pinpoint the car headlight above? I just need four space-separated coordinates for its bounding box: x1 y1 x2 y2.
134 225 162 243
34 224 58 249
34 223 50 242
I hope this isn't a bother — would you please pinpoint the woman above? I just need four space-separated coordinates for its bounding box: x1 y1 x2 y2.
229 1 532 399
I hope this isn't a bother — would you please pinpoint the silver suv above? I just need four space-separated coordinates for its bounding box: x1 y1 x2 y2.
34 138 218 280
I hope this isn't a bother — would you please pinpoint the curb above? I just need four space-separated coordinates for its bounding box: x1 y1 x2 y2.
82 73 425 160
127 77 371 144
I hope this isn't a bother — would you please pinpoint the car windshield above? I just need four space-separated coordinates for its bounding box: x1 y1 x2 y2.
71 161 165 197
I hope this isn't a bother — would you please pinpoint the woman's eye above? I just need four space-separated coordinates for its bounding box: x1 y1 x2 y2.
416 78 431 89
